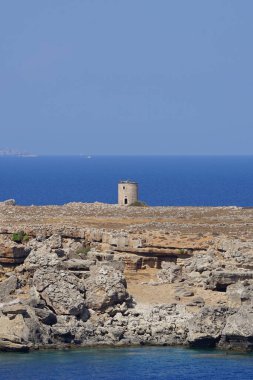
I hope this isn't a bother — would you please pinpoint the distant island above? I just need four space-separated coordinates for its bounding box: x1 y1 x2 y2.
0 148 37 157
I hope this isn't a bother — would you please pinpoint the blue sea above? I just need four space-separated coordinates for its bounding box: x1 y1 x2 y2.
0 155 253 206
0 347 252 380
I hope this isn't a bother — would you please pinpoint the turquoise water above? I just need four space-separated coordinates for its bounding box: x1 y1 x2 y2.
0 347 252 380
0 156 253 206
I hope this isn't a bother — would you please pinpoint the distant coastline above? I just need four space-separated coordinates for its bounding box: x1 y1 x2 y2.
0 148 37 157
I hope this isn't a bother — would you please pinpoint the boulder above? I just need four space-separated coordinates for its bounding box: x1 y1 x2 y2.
85 264 129 311
181 290 194 297
64 259 95 271
2 199 16 206
226 282 253 308
33 267 87 316
0 275 17 302
34 308 57 325
187 296 205 307
46 234 62 249
220 306 253 351
50 315 77 344
157 262 181 283
0 244 30 265
205 271 253 291
1 303 30 317
187 307 229 348
24 247 62 271
184 253 216 274
0 314 30 351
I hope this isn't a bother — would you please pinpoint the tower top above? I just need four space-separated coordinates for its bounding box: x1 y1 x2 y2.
118 180 137 185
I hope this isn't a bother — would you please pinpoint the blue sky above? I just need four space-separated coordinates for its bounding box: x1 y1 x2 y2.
0 0 253 155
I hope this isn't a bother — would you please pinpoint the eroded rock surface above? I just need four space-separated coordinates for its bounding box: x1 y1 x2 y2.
0 275 17 302
220 306 253 351
0 203 252 352
85 264 129 311
33 267 86 316
0 314 30 351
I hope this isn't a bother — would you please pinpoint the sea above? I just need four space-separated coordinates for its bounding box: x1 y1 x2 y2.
0 155 253 206
0 347 252 380
0 155 253 379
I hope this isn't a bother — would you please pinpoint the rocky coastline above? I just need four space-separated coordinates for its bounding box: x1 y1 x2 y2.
0 201 252 352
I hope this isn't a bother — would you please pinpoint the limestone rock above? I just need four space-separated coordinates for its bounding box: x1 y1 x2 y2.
0 243 30 265
0 275 17 302
157 262 181 283
2 199 16 206
226 282 253 307
24 247 62 271
220 306 253 351
46 234 62 249
85 264 129 311
1 303 30 317
64 259 95 271
187 307 229 348
34 308 57 325
184 253 216 274
0 314 30 351
50 315 79 344
33 267 86 316
205 271 253 291
187 296 205 307
181 290 194 297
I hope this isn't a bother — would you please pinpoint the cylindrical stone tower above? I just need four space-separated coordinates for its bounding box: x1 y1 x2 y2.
118 181 138 206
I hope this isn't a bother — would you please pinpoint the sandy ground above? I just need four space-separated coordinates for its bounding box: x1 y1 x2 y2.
126 268 228 309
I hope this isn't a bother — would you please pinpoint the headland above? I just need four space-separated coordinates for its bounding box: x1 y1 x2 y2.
0 201 252 352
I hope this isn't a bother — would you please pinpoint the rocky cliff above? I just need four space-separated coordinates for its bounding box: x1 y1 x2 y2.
0 202 252 352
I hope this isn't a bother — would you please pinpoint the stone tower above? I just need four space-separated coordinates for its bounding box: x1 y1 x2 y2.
118 181 138 206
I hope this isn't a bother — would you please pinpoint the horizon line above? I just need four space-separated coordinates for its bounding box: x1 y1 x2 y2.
1 154 253 158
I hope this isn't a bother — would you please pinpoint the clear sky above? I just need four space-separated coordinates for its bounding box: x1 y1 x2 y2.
0 0 253 155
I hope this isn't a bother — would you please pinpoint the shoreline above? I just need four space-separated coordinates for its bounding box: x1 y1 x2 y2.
1 343 253 355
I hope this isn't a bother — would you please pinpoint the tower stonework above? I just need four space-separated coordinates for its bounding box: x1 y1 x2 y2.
118 181 138 206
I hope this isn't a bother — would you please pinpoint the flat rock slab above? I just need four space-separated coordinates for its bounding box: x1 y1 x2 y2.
0 275 17 302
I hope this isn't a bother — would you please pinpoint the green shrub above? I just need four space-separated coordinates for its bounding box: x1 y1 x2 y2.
76 246 90 256
130 201 147 207
12 231 29 244
178 248 187 255
22 234 30 242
